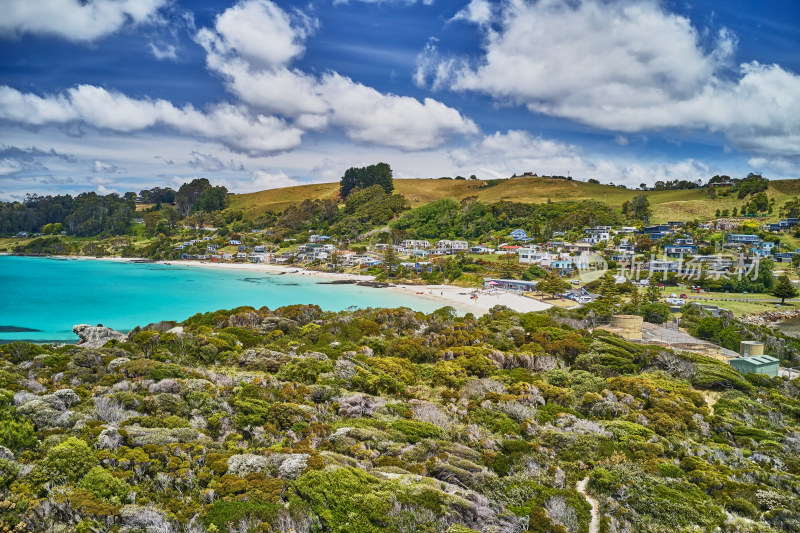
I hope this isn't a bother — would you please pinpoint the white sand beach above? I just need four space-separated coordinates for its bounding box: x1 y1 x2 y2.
158 259 553 316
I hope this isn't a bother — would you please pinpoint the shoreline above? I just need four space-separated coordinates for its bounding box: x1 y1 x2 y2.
5 253 553 316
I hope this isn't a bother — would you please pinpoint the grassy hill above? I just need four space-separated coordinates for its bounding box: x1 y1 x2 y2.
228 176 800 223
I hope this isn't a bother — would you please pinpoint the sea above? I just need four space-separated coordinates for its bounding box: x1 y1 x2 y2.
0 255 444 344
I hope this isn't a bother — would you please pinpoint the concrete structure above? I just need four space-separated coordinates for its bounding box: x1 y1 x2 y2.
730 355 779 377
739 341 765 357
607 315 643 340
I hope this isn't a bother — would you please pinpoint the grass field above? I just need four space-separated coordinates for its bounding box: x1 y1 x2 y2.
228 176 800 223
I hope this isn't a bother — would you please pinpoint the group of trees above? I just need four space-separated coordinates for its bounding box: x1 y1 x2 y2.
339 162 394 198
175 178 229 216
0 192 135 237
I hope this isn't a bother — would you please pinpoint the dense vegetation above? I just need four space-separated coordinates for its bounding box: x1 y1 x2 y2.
0 193 135 237
0 305 797 532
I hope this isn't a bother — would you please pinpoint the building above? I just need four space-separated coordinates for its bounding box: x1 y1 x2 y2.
664 244 697 257
401 239 431 249
309 235 331 243
729 355 779 377
484 278 538 291
518 247 551 264
436 239 469 250
470 246 493 254
510 229 528 241
727 234 761 244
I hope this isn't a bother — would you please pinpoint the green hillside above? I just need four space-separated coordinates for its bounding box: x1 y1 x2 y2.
229 176 800 223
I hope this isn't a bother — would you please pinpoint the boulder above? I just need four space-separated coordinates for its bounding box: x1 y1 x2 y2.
72 324 128 348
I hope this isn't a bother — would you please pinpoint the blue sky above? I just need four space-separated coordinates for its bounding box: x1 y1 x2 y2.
0 0 798 200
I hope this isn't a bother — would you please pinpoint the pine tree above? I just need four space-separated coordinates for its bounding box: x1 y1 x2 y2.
773 274 799 304
537 271 564 299
597 273 620 308
627 286 642 314
645 276 662 303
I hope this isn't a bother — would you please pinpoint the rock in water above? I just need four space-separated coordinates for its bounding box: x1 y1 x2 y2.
73 324 128 348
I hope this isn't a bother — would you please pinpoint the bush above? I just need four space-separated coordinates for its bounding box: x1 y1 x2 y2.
389 420 443 443
79 466 129 501
45 437 97 482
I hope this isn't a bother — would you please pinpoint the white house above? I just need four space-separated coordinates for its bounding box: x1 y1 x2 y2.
436 239 469 250
401 239 431 249
518 247 552 264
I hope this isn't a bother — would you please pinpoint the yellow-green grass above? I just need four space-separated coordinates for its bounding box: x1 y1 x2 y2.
227 176 800 223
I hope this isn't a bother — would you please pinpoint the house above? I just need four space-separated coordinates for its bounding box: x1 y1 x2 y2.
518 247 552 264
238 245 248 252
437 239 469 250
510 229 528 241
253 245 266 253
727 234 761 245
773 251 797 263
668 221 684 228
249 253 273 263
401 239 431 249
236 252 248 260
470 246 493 254
229 239 242 246
664 244 697 257
563 242 593 253
550 260 575 276
674 238 694 246
309 235 331 243
498 244 522 253
617 227 637 234
646 260 681 273
206 244 218 252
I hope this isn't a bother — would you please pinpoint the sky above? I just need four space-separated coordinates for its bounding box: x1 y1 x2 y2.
0 0 798 201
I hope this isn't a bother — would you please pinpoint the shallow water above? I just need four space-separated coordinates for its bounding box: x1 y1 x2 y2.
0 256 442 343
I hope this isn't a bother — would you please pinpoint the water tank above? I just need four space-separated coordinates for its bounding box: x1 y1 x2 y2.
609 315 643 340
739 341 764 357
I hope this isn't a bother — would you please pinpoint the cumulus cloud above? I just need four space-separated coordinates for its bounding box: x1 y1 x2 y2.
0 0 169 42
197 0 477 150
419 0 800 159
0 85 305 156
449 130 714 186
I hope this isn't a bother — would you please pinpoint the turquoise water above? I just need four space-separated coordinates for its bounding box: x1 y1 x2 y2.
0 256 442 343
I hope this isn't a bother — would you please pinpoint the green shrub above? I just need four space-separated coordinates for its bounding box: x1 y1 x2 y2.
389 420 443 443
79 466 129 501
45 437 97 482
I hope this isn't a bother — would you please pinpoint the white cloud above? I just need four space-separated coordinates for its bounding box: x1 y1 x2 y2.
0 85 305 156
333 0 434 5
450 0 492 25
0 159 23 176
0 0 169 42
419 0 800 159
197 0 478 150
93 160 122 173
148 43 178 61
449 130 715 186
188 151 245 172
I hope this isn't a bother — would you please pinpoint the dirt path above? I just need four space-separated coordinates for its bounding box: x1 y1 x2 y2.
576 477 600 533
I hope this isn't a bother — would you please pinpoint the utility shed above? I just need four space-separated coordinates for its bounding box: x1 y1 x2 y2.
730 355 779 377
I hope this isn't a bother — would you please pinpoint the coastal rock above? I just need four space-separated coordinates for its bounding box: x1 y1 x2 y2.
73 324 127 348
742 308 800 326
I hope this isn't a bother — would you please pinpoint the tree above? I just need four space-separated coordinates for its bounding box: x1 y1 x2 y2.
630 195 651 221
339 163 394 198
597 273 620 308
382 245 398 273
645 276 661 303
772 274 798 304
498 253 517 279
537 271 564 299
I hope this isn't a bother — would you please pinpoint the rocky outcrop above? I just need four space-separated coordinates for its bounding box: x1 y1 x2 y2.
72 324 128 348
741 308 800 326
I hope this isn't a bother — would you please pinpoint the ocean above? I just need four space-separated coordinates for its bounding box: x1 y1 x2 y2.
0 256 443 343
